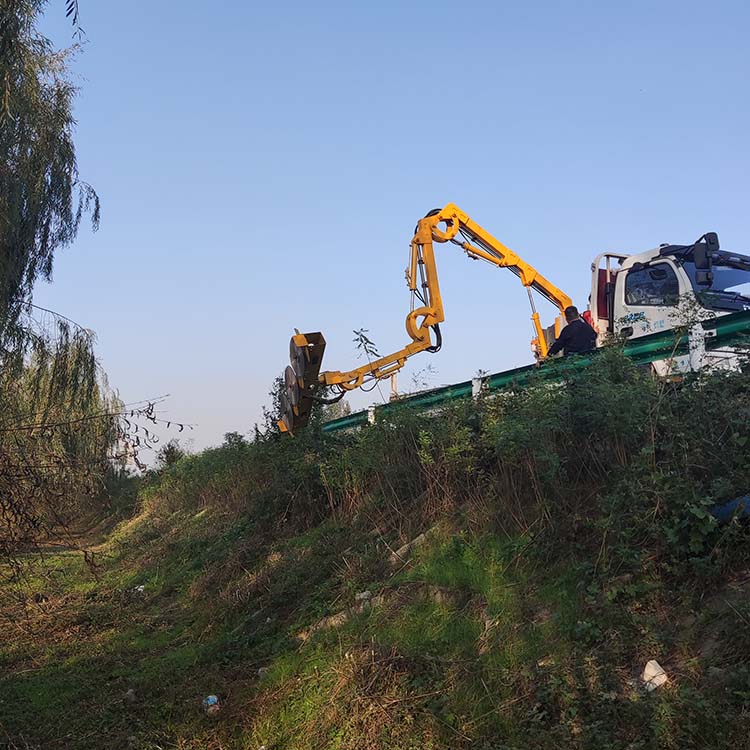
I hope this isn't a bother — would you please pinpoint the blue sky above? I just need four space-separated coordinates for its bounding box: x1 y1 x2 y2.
36 0 750 454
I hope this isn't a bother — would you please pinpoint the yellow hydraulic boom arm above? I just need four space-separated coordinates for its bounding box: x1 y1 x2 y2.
278 203 573 433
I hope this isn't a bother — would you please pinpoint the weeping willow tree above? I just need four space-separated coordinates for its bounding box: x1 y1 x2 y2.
1 0 99 334
0 1 152 569
0 308 118 563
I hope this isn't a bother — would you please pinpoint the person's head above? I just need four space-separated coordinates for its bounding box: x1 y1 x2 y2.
564 306 580 322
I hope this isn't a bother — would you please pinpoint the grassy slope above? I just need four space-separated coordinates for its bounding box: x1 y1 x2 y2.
3 355 750 749
3 511 750 749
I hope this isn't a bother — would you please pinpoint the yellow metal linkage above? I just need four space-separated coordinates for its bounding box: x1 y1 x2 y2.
319 203 573 390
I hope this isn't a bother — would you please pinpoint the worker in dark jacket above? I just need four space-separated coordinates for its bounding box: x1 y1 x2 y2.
547 306 597 356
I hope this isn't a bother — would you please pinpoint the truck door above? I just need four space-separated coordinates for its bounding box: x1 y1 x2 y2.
615 261 683 338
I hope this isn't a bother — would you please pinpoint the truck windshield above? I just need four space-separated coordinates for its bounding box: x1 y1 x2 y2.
682 258 750 312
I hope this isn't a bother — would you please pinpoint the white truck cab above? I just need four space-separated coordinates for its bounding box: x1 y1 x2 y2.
589 233 750 373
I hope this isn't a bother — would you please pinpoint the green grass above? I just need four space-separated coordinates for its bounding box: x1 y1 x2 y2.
2 512 750 750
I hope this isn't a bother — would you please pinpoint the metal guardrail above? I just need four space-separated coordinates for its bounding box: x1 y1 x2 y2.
322 310 750 433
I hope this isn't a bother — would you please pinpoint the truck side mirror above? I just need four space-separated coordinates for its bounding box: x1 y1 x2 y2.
692 234 717 287
693 244 709 269
693 232 719 270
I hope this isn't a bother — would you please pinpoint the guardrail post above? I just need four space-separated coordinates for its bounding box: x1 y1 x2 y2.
688 322 705 372
472 376 487 399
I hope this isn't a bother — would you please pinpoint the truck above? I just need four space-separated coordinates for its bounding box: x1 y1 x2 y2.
278 203 750 434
